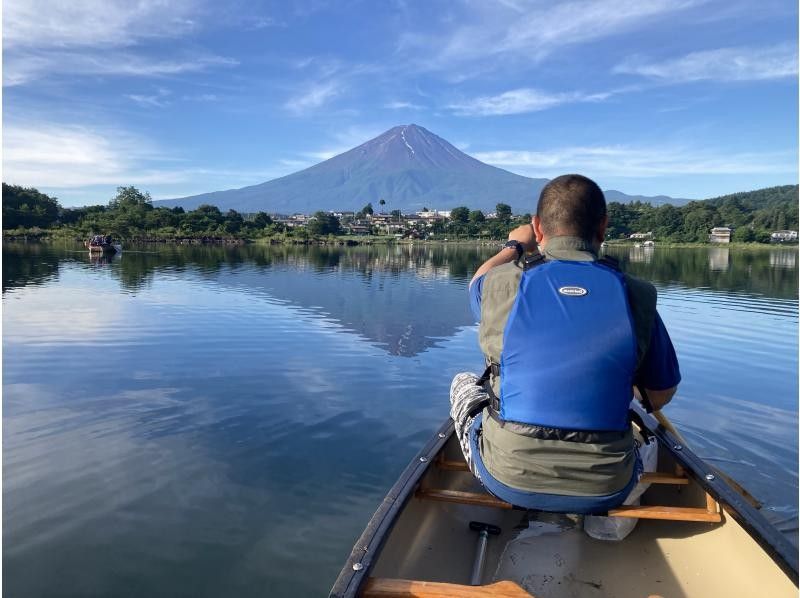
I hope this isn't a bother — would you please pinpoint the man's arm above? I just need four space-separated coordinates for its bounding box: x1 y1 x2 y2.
633 312 681 411
634 385 677 412
469 224 537 287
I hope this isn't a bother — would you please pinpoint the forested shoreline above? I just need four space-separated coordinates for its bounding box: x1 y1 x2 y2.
2 183 797 245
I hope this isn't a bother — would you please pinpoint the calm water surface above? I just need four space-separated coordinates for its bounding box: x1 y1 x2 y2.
3 242 798 597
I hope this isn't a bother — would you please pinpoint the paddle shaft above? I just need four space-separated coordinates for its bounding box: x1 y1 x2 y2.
469 530 489 586
653 410 687 445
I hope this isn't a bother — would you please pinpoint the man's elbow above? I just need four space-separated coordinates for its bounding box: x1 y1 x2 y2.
646 386 677 411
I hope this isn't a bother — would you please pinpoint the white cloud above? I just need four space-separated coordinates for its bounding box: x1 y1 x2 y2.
3 0 199 49
284 80 342 115
1 120 277 192
614 43 798 83
448 87 613 116
384 101 424 110
402 0 701 70
3 0 238 86
126 88 171 108
473 145 797 178
5 51 238 87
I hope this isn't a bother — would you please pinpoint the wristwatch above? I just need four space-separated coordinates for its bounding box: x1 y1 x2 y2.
502 240 524 260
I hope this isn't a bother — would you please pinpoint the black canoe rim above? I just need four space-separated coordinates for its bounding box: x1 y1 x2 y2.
329 407 798 597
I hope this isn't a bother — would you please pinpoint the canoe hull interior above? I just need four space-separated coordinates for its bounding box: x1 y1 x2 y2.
331 408 798 598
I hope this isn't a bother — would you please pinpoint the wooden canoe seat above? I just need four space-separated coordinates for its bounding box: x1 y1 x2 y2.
420 460 722 523
361 577 533 597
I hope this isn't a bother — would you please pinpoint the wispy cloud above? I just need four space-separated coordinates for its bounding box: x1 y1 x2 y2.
473 145 797 178
3 0 238 86
448 87 614 116
3 0 198 49
126 88 172 108
5 51 238 87
2 120 277 193
401 0 701 71
384 101 424 110
614 43 798 83
284 80 343 115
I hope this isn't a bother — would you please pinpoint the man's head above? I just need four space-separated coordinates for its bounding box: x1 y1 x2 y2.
533 174 607 245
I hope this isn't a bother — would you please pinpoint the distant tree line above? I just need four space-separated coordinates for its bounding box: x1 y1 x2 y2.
3 183 797 243
443 186 798 243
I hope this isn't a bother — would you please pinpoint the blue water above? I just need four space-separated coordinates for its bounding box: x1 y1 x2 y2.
3 242 797 596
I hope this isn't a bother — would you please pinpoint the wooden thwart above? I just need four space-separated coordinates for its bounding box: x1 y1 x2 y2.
609 505 721 522
415 488 721 523
361 578 533 597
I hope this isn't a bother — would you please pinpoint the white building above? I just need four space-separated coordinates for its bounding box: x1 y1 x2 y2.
709 227 732 243
770 230 798 243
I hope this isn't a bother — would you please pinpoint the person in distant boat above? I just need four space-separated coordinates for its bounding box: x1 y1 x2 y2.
450 174 680 519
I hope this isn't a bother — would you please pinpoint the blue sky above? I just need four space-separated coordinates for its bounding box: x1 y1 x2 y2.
3 0 798 207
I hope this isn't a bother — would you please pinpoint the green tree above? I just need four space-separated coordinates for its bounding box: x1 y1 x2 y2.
732 227 754 243
109 186 152 210
495 203 512 222
308 211 342 236
253 212 273 228
2 184 61 229
450 206 469 223
469 210 485 224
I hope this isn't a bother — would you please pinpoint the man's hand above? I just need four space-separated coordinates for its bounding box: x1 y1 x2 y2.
508 224 537 253
470 222 537 287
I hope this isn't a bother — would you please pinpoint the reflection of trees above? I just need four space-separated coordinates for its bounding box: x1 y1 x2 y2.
3 242 61 292
6 243 796 300
607 247 799 299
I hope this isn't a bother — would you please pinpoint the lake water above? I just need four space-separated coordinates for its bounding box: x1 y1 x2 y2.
3 242 798 597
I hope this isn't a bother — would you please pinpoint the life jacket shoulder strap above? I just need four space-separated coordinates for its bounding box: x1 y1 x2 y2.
596 255 621 271
521 251 546 271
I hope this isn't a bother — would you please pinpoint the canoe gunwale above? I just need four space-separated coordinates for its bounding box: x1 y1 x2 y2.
329 406 799 596
329 418 453 598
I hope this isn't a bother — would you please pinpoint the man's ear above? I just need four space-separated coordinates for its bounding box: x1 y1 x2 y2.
532 215 545 244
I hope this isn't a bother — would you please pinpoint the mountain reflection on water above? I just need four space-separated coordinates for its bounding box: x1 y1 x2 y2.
3 242 797 355
3 241 798 598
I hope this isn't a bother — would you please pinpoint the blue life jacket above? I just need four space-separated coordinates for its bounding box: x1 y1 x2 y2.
497 258 638 432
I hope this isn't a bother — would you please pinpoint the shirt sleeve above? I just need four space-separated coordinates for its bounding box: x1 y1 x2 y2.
469 274 485 322
636 312 681 391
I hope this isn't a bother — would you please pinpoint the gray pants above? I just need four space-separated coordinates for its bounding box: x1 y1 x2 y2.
449 372 489 479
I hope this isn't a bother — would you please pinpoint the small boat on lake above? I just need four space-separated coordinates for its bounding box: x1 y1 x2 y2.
330 405 798 597
85 235 122 254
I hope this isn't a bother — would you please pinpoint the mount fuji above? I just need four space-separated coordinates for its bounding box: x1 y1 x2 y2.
158 124 687 213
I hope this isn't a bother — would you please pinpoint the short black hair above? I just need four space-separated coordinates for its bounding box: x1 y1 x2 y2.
536 174 606 241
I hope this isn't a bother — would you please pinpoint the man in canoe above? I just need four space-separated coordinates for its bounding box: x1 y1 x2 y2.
452 174 680 523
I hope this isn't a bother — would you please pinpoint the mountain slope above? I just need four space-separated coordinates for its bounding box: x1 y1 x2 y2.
158 124 688 213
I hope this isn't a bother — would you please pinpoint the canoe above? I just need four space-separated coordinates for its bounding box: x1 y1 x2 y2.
85 242 122 254
330 405 798 597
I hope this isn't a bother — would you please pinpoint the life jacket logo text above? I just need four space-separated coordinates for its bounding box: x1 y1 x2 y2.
558 286 588 297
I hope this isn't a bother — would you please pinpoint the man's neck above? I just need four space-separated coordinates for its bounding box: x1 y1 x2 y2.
539 235 599 261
